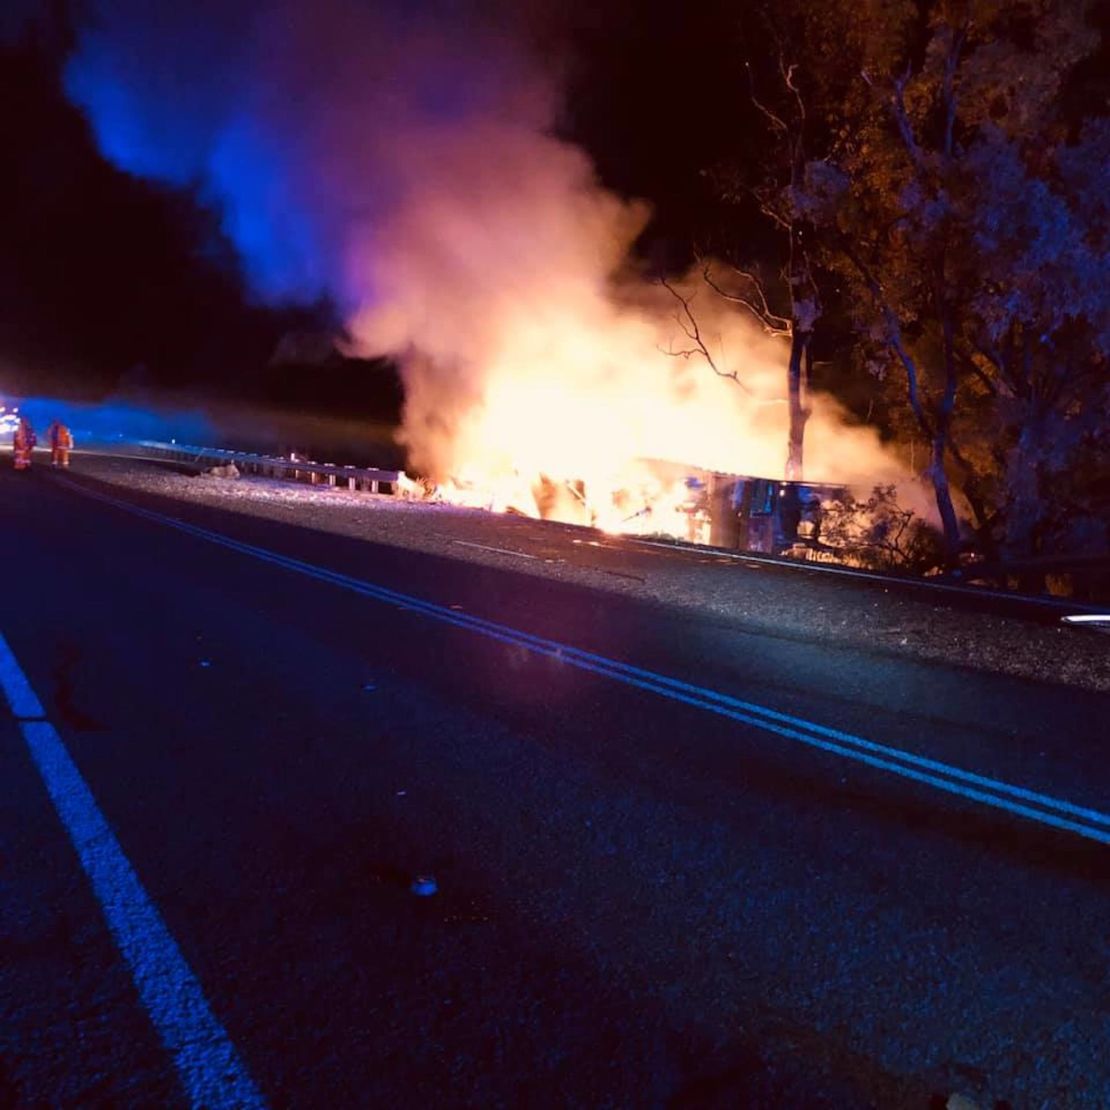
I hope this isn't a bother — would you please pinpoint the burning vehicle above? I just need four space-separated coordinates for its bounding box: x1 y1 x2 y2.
401 456 849 559
705 474 851 557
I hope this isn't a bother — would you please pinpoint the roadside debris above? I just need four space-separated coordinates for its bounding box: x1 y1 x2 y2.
201 463 240 480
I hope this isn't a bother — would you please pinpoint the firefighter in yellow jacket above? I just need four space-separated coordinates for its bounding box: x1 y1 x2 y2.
12 418 36 470
47 421 73 467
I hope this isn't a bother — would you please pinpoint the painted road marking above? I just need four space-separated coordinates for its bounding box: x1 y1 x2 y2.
63 481 1110 847
452 539 540 559
0 633 265 1109
0 635 46 718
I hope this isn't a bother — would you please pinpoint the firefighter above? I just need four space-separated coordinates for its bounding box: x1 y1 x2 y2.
47 420 73 467
12 417 36 471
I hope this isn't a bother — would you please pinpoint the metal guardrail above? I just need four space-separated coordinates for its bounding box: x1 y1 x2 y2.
128 440 400 494
100 440 1107 614
632 535 1110 616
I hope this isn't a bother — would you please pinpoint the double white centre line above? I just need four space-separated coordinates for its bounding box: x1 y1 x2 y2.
65 479 1110 847
0 633 265 1108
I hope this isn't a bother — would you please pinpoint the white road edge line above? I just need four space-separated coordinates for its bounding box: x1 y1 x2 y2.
62 480 1110 847
0 634 265 1109
0 634 46 719
452 539 540 559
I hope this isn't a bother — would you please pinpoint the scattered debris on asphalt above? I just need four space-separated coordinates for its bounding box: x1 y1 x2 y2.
201 463 240 479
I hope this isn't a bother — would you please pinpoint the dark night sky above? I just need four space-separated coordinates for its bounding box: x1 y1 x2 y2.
0 4 320 399
559 0 758 258
0 0 763 405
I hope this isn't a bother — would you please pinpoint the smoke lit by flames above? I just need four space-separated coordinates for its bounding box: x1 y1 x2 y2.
65 0 920 539
345 123 909 535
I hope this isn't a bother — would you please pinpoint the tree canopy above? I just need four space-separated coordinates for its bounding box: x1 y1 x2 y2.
714 0 1108 571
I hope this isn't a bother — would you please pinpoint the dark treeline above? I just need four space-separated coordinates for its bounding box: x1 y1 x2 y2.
569 0 1109 579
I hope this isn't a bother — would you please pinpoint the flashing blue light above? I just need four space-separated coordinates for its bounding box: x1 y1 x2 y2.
16 398 214 444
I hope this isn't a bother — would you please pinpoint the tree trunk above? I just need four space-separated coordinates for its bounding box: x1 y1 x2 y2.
785 330 812 481
929 433 961 564
933 306 962 566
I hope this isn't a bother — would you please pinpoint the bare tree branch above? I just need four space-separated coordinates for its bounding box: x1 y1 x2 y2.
890 66 929 175
942 27 966 160
658 279 754 394
701 263 793 336
842 245 937 441
745 61 790 134
781 58 806 126
753 190 793 231
965 357 1001 397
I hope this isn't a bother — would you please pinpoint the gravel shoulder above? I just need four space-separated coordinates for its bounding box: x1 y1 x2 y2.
71 452 1109 693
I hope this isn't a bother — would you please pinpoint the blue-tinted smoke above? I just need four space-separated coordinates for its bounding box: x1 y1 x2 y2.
62 1 539 308
64 0 329 300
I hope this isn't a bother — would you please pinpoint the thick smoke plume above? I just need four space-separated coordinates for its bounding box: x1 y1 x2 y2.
68 0 915 511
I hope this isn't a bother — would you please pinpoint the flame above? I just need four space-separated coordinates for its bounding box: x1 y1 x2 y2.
370 245 906 541
403 457 713 544
308 27 921 539
343 125 917 539
379 272 913 538
56 0 927 539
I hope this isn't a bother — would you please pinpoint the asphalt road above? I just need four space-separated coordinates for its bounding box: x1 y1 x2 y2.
1 463 1107 1108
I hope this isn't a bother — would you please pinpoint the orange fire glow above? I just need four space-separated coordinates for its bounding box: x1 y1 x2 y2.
344 109 917 539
